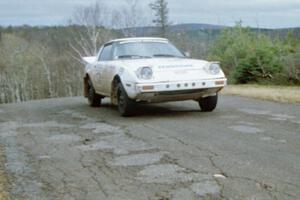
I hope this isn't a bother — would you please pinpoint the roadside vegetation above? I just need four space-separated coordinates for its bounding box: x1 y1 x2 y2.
0 0 299 104
209 23 300 85
0 147 8 200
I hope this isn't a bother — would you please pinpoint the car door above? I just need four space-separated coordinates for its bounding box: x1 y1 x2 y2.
93 43 113 95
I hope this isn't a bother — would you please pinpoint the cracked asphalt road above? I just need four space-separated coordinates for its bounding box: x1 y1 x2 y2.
0 95 299 200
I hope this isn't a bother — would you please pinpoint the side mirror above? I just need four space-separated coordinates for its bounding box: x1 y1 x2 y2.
184 52 191 58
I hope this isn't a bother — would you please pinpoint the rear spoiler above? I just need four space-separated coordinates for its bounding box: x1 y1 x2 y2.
82 56 96 64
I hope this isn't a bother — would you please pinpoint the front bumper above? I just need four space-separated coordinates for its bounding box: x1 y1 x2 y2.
126 78 227 103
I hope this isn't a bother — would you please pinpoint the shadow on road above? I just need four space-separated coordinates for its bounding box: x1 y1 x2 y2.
95 101 208 118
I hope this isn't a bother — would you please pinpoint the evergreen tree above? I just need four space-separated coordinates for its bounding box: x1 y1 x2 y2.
149 0 170 37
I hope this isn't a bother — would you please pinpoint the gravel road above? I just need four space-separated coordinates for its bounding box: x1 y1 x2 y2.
0 95 299 200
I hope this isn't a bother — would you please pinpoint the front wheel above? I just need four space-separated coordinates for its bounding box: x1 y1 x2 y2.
117 83 136 116
87 79 102 107
198 94 218 112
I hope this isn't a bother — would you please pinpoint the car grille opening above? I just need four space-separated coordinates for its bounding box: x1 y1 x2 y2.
155 89 208 96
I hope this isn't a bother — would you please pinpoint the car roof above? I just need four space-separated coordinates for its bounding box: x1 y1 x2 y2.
107 37 169 44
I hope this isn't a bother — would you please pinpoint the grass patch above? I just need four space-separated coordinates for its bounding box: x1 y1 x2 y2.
221 85 300 104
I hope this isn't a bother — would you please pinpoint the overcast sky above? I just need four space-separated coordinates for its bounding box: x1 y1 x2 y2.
0 0 299 28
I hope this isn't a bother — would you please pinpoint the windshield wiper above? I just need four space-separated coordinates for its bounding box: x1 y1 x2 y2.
118 55 151 59
153 54 177 58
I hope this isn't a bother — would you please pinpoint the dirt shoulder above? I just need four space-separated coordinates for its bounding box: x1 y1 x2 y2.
222 84 300 104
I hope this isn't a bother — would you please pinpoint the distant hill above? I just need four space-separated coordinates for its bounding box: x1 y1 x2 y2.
123 23 300 38
122 23 227 36
170 23 226 31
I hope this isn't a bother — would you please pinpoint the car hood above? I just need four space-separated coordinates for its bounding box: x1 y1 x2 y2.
114 58 225 82
115 57 207 69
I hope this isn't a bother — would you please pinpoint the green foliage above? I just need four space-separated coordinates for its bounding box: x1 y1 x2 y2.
282 46 300 84
209 24 299 84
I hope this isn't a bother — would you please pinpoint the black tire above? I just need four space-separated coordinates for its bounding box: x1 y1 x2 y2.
87 79 102 107
199 94 218 112
117 83 136 116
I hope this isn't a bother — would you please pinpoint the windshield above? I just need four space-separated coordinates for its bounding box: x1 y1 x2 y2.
113 41 185 59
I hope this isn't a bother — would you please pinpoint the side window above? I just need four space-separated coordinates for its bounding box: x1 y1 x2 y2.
99 44 112 61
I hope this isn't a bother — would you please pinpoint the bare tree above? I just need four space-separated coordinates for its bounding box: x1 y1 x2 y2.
149 0 170 37
0 34 42 103
36 45 55 98
68 1 114 60
113 0 147 37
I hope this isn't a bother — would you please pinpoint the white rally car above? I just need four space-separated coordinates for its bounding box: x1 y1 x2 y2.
83 37 226 116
